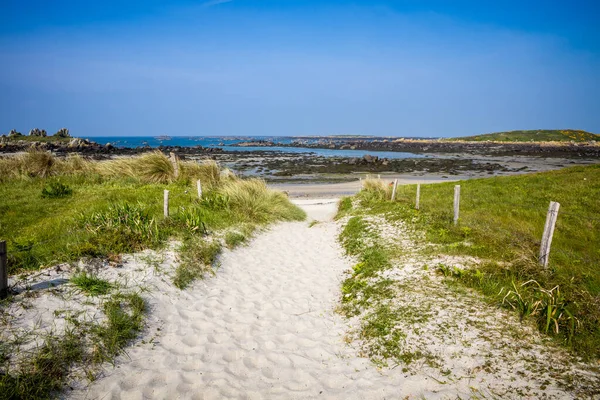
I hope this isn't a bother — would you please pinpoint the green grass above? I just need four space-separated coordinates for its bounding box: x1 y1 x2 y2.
173 238 222 289
92 292 145 362
352 164 600 359
0 152 306 397
224 231 247 249
451 129 600 142
3 134 73 143
70 273 113 296
0 292 145 399
0 153 304 281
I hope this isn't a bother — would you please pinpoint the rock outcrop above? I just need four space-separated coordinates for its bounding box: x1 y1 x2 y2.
54 128 71 138
29 128 47 137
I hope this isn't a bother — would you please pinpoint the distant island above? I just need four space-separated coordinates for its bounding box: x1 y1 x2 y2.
451 129 600 142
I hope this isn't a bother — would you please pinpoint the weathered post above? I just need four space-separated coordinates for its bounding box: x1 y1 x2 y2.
169 152 179 179
377 174 381 180
416 183 421 210
164 190 169 218
197 180 203 199
539 201 560 268
0 241 7 299
453 185 460 225
391 179 398 201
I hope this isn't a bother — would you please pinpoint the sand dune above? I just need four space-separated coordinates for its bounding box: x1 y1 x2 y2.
66 199 594 399
71 199 420 399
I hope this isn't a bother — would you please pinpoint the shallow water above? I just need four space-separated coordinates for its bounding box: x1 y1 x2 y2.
84 136 427 159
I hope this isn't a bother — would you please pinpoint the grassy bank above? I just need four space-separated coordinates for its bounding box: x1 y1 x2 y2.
0 151 304 279
451 129 600 142
0 150 304 398
338 165 600 359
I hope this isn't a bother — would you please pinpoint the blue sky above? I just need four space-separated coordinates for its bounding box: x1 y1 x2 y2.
1 0 599 137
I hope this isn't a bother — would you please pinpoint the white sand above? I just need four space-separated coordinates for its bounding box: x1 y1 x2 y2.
70 199 431 399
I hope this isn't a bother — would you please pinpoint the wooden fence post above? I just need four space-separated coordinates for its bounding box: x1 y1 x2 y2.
164 190 169 218
0 241 7 299
197 180 202 199
169 152 179 179
416 183 421 210
453 185 460 225
391 179 398 201
539 201 560 268
377 174 381 180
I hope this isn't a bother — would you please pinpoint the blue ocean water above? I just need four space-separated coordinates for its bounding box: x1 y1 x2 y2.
83 136 428 159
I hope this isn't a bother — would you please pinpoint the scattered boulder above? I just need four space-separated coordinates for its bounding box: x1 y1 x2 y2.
8 129 22 137
68 138 85 148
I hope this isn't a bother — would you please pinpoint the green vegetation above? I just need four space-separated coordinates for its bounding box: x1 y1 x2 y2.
336 215 430 367
41 181 73 199
70 273 113 296
0 150 304 397
451 129 600 142
0 151 304 281
2 134 72 143
173 238 222 289
0 292 145 399
349 165 600 359
224 231 248 248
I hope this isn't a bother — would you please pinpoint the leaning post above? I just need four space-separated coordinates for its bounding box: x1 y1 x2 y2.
391 179 398 201
539 201 560 268
453 185 460 225
0 241 7 299
164 190 169 218
169 152 179 179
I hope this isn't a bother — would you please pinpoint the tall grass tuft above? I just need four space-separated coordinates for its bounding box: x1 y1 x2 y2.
22 150 56 178
219 178 306 223
96 152 174 183
179 159 222 187
361 178 390 202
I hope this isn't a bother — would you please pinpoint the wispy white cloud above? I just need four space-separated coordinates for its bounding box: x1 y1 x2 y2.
201 0 233 8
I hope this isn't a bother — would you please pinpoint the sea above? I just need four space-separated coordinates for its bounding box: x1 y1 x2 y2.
83 136 430 160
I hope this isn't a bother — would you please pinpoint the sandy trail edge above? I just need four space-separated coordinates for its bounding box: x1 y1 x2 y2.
71 199 436 399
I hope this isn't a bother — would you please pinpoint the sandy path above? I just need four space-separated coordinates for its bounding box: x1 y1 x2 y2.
72 200 421 399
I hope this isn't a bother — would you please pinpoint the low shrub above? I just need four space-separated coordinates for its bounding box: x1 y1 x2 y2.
41 181 73 198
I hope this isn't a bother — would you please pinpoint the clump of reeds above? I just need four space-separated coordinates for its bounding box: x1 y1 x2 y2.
96 152 175 184
219 178 306 223
361 178 391 201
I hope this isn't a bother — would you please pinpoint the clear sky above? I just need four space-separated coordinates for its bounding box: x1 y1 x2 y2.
1 0 599 137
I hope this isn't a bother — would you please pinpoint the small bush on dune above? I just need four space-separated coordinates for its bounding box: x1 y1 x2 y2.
180 159 221 187
41 181 73 198
22 150 56 178
81 203 162 253
96 152 174 183
361 178 390 202
219 178 306 223
174 238 222 289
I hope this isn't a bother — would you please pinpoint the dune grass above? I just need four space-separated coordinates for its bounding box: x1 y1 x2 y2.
0 151 304 281
70 273 113 296
0 292 145 399
344 164 600 359
0 151 305 397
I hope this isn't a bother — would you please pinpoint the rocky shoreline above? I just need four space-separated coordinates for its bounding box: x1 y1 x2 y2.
232 138 600 158
0 138 224 157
